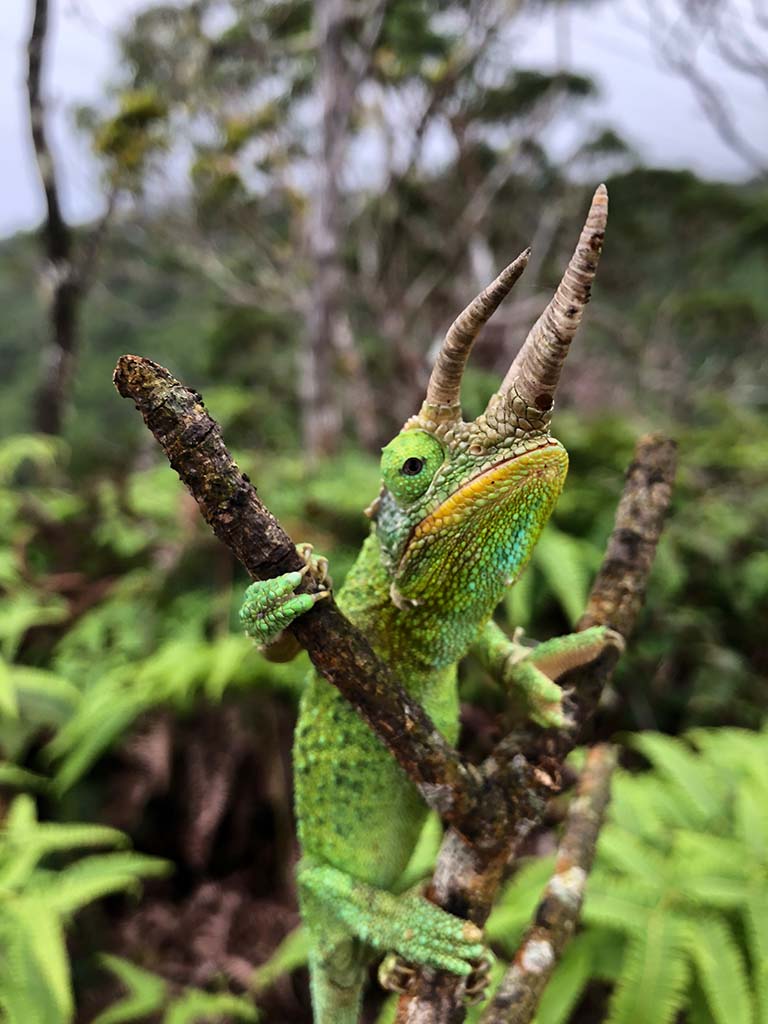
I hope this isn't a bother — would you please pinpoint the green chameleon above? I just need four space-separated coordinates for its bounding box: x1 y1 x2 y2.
241 185 617 1023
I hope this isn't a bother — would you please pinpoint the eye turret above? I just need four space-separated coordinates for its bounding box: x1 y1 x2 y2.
380 431 444 505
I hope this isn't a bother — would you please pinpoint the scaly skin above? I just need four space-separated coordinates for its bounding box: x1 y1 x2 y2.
241 188 613 1022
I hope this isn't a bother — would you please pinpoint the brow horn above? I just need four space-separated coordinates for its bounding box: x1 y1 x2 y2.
492 184 608 429
420 248 530 422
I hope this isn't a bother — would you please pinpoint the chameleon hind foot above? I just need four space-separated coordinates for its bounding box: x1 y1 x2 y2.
239 543 330 649
379 951 492 1005
298 861 485 977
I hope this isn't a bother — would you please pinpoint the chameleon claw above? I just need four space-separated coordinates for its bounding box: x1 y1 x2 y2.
378 952 416 995
464 954 493 1005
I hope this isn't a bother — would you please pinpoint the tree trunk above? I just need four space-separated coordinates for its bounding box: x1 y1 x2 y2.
302 0 379 459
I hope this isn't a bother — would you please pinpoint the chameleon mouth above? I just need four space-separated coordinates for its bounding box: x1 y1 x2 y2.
397 439 564 573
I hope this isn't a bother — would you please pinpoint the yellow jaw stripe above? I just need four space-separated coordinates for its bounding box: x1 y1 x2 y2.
409 441 568 546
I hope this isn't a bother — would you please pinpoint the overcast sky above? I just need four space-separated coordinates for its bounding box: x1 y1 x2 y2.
1 0 766 239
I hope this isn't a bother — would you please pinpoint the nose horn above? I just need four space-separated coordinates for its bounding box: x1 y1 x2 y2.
419 248 530 423
488 184 608 431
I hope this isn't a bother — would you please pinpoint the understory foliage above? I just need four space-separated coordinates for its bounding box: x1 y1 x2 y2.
370 728 768 1024
0 398 766 1020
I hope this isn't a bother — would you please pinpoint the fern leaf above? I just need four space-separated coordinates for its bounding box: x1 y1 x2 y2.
52 693 150 793
735 778 768 861
686 915 754 1024
680 875 750 910
0 762 50 792
92 955 167 1024
606 910 689 1024
205 634 250 700
251 925 309 993
581 876 658 936
531 526 592 626
485 856 556 954
596 824 668 883
533 933 593 1024
0 896 72 1024
630 734 724 825
163 990 259 1024
28 853 171 914
744 891 768 1024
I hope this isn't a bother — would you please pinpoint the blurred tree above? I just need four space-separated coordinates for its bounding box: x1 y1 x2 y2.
24 0 166 437
81 0 620 453
642 0 768 177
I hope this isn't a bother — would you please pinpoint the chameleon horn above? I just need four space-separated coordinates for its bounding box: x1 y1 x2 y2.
420 248 530 422
492 184 608 430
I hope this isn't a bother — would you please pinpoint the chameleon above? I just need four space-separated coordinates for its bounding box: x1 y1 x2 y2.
240 185 615 1023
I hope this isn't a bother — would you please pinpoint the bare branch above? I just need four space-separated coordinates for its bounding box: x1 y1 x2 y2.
480 744 618 1024
114 355 675 1024
395 434 677 1023
113 355 482 825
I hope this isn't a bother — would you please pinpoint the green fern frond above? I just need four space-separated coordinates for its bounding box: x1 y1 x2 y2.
582 876 659 936
596 824 669 882
486 856 556 954
27 853 170 914
251 925 309 993
163 989 259 1023
630 734 725 826
0 896 72 1024
605 911 690 1024
531 526 594 626
673 830 753 880
735 777 768 860
92 955 167 1024
533 933 594 1024
744 892 768 1024
686 915 754 1024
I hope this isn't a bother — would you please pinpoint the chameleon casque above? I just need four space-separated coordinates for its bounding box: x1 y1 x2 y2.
241 185 614 1022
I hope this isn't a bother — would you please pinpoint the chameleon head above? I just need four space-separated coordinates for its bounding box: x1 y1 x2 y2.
370 185 608 613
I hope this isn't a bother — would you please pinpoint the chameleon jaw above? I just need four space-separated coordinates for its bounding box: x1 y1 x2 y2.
395 438 565 578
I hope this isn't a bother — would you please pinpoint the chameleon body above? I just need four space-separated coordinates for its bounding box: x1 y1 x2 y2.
241 187 611 1023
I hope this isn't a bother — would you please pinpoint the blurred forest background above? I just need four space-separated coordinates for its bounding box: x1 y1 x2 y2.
1 1 767 1022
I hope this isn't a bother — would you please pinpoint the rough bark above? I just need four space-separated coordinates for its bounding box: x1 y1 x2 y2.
395 434 677 1023
479 744 618 1024
27 0 79 435
302 0 383 457
26 0 116 435
113 355 481 826
114 356 676 1023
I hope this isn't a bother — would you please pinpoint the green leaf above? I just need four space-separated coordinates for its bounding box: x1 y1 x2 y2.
0 896 72 1024
582 876 659 936
535 933 594 1024
687 916 754 1024
486 856 556 954
630 734 724 825
93 956 167 1024
251 925 309 992
0 762 50 792
532 526 593 626
163 990 258 1024
606 911 689 1024
744 891 768 1024
29 853 171 914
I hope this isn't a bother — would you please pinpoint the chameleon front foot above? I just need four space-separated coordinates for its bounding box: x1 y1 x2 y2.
239 544 330 649
505 626 623 728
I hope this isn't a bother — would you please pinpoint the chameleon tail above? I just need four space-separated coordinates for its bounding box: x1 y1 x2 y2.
308 952 367 1024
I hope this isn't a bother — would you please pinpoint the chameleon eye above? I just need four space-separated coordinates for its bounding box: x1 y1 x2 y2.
380 431 444 506
401 457 424 476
